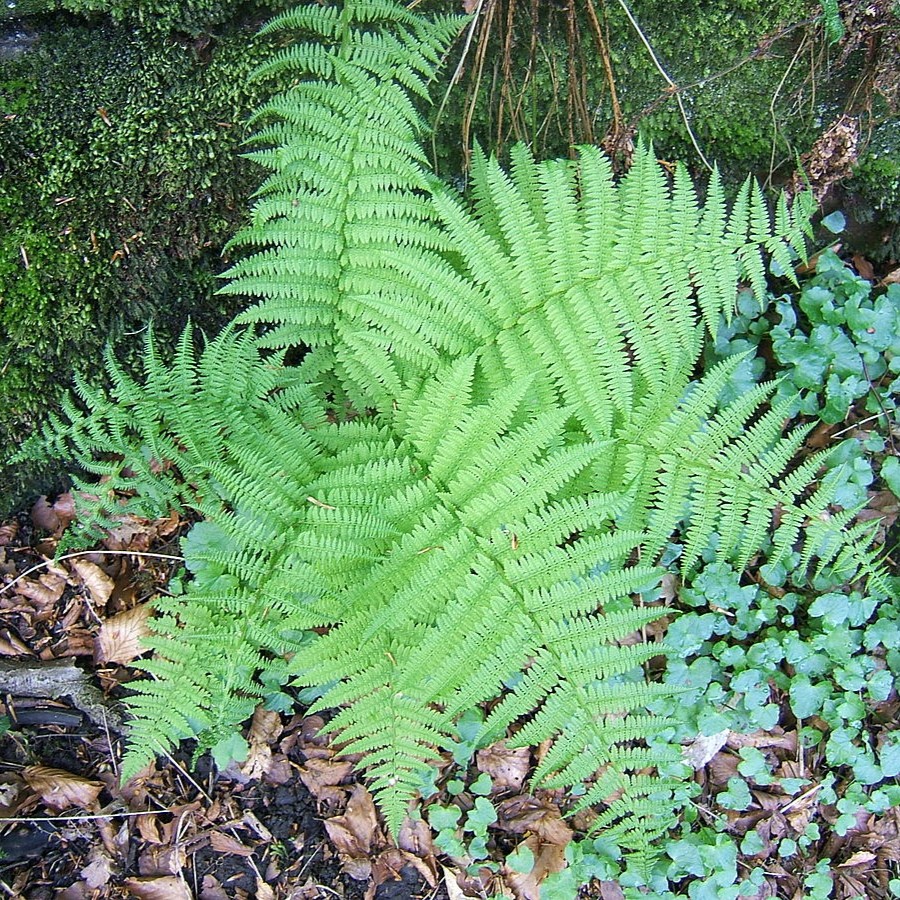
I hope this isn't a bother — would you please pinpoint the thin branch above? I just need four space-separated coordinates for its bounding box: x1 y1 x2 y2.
0 549 185 597
613 0 712 171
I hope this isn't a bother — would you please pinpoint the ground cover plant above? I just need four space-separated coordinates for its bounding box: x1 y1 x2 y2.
4 0 899 897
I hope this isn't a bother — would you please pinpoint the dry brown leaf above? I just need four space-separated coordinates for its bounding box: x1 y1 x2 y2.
598 883 626 900
324 784 383 880
496 796 572 900
58 885 93 900
442 866 471 900
31 495 67 533
23 765 103 812
298 757 354 801
372 847 437 890
240 707 283 780
476 742 530 793
123 875 194 900
80 847 115 889
503 834 568 900
255 879 276 900
399 814 438 879
726 730 796 753
97 604 152 665
199 876 229 900
839 850 877 868
15 572 66 607
72 559 115 606
496 795 573 846
683 730 730 770
851 254 875 281
210 831 255 857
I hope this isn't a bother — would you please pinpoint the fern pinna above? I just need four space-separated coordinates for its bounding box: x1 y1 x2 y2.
26 0 883 877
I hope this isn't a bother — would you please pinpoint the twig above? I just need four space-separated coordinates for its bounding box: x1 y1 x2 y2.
0 549 185 597
432 0 487 175
0 810 156 823
779 782 822 814
613 0 712 171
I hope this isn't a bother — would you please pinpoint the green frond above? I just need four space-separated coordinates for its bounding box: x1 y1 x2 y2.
28 0 889 873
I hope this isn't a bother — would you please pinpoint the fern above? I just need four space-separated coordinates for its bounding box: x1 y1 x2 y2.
26 0 891 877
222 0 466 408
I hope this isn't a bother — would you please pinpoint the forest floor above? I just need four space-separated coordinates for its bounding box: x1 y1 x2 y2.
0 483 898 900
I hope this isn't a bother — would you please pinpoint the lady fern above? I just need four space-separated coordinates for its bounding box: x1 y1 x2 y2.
26 0 889 877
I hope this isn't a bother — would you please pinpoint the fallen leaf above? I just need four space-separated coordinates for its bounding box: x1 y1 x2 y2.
496 795 573 845
210 831 255 857
851 254 875 280
497 796 572 900
503 834 568 900
324 784 383 880
97 604 152 665
80 847 115 888
123 875 194 900
72 560 115 606
442 865 470 900
15 572 66 607
399 814 438 881
298 756 354 802
372 849 437 890
476 742 530 793
240 707 283 780
683 730 730 769
31 495 71 533
23 765 103 812
255 879 276 900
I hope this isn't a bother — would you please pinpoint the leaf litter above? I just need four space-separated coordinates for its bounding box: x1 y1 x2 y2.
0 486 899 899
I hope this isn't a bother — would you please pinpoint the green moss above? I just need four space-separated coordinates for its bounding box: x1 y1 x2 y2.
5 0 284 36
844 118 900 260
0 15 280 510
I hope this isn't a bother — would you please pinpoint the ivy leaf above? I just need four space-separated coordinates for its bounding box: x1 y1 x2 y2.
879 740 900 779
881 456 900 499
210 732 249 770
718 776 752 810
789 676 830 718
821 210 846 233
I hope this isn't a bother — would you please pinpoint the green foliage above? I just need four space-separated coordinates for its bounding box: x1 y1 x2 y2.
25 0 891 879
709 249 900 424
820 0 845 44
428 788 499 871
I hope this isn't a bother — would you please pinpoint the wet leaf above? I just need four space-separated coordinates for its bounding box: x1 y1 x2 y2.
299 757 354 803
80 848 115 888
324 784 382 880
209 831 254 857
240 707 283 780
683 730 730 769
476 742 530 793
31 494 75 534
15 572 66 607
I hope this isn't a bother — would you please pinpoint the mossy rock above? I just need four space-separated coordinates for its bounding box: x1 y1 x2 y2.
0 11 280 511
